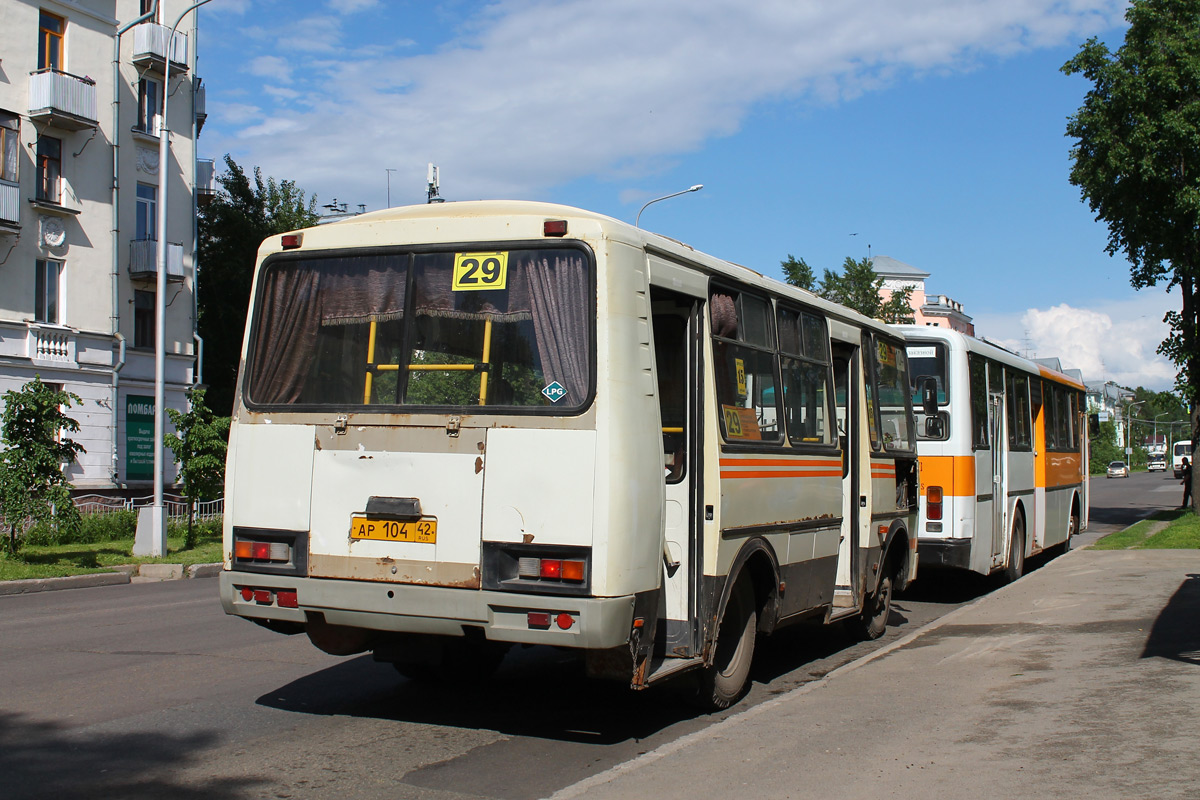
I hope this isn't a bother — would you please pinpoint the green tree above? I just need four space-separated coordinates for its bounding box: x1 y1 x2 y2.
1062 0 1200 505
780 254 815 291
0 377 84 555
782 255 916 322
164 388 230 548
198 155 319 416
1089 419 1124 474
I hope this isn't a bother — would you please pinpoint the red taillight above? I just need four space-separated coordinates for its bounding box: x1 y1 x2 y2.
527 612 551 629
276 590 299 609
555 612 575 630
281 233 302 249
927 486 943 521
253 589 272 604
240 586 253 602
540 559 563 579
251 542 271 560
543 219 568 237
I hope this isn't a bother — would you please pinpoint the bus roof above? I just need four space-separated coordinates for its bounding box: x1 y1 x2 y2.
258 200 902 341
892 324 1085 391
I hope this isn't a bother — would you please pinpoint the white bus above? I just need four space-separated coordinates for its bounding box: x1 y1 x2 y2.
898 327 1088 580
1173 440 1193 479
219 201 918 708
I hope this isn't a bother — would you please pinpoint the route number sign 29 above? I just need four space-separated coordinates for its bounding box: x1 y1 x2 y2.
453 252 509 291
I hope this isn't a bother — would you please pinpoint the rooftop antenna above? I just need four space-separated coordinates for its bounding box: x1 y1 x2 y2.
427 163 444 203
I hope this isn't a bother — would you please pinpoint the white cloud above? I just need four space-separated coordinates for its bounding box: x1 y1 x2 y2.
327 0 378 13
973 288 1178 390
249 55 292 83
217 102 262 124
206 0 1128 210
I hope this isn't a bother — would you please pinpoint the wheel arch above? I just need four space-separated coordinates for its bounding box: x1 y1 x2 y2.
716 537 781 642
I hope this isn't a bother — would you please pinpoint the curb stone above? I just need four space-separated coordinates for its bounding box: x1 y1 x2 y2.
0 562 223 596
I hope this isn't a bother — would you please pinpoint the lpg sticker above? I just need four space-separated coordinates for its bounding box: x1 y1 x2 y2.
541 381 567 403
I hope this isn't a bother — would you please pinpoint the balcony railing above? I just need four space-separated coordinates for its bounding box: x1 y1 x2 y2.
0 181 18 229
197 158 215 205
130 239 185 281
27 324 77 366
28 69 98 130
132 23 189 72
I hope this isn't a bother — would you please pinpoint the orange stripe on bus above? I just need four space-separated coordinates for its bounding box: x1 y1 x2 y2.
918 455 975 496
720 470 843 479
719 458 841 467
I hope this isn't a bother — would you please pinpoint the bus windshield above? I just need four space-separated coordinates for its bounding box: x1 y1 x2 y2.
907 342 947 405
245 247 592 410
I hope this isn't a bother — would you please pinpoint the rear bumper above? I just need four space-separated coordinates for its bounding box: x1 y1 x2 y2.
917 537 972 570
219 570 636 650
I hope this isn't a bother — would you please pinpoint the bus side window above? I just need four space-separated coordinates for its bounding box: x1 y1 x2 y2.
969 354 989 449
711 287 781 444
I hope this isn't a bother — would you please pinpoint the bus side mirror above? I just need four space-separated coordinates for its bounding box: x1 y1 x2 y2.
920 377 938 417
925 416 944 439
1088 413 1100 437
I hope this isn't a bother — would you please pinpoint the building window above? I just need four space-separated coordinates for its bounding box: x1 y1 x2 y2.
39 11 65 72
0 112 18 183
35 259 62 324
36 136 61 204
135 183 157 241
137 78 161 135
140 0 160 20
135 290 155 348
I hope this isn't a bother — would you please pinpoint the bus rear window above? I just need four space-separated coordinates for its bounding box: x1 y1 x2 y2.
245 247 592 410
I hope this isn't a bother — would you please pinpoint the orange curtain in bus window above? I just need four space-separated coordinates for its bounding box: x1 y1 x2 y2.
722 405 762 440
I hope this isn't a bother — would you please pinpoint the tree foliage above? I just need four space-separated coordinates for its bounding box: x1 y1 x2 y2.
780 254 915 323
0 377 85 555
164 388 230 548
198 155 319 416
1062 0 1200 497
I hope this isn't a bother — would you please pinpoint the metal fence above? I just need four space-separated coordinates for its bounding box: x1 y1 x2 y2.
73 494 223 522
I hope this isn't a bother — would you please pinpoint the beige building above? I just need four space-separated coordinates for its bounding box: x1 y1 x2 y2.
0 0 212 489
873 255 975 335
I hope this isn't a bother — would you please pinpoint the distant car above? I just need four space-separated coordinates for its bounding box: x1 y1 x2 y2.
1148 457 1166 472
1107 460 1130 478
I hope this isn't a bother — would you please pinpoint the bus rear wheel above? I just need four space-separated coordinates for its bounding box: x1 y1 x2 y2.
696 577 757 710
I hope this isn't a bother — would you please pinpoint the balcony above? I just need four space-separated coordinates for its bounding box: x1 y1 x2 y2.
130 239 185 282
195 79 206 135
28 69 98 131
27 324 77 367
0 182 18 232
132 23 189 73
197 158 216 206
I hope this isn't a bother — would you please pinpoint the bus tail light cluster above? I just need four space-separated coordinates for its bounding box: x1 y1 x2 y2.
527 611 577 630
235 540 290 563
238 586 299 608
927 486 943 532
518 557 585 582
231 528 308 577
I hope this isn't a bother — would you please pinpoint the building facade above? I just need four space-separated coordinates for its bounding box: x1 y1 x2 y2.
873 254 975 335
0 0 211 490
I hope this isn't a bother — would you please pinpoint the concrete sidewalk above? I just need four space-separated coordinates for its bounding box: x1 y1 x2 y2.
0 561 221 595
553 549 1200 800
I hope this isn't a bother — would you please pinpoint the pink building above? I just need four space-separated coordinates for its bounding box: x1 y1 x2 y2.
872 255 974 335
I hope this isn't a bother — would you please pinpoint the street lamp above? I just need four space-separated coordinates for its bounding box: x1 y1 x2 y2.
635 184 703 228
1125 400 1145 461
137 0 213 557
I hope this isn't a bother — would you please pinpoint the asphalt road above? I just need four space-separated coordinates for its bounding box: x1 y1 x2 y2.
0 475 1151 800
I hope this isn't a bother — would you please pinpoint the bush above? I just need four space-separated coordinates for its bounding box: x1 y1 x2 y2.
167 516 222 547
24 509 137 546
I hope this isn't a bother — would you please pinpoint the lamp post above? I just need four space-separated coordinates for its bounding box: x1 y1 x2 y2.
1154 412 1169 456
1125 400 1145 462
635 184 703 228
136 0 213 557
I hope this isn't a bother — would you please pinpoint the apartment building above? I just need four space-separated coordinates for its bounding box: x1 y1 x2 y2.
0 0 211 490
873 254 975 335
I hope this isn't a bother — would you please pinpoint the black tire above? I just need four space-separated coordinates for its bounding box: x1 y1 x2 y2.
695 578 757 710
1003 512 1025 583
392 639 509 683
850 572 893 641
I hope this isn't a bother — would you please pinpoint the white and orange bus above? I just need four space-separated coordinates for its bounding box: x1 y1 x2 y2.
219 201 919 708
898 326 1088 579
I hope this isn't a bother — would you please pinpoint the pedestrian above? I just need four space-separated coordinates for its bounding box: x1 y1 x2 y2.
1182 457 1193 509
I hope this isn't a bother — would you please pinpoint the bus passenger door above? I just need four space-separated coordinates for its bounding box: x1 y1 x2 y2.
989 392 1008 567
651 287 703 657
831 343 860 609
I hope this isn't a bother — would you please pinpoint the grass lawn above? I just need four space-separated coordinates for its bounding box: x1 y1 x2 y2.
1092 509 1200 550
0 530 223 581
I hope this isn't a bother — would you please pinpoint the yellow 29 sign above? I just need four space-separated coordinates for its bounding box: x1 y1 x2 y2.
453 252 509 291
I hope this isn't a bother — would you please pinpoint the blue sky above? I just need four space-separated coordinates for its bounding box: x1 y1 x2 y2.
193 0 1177 391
